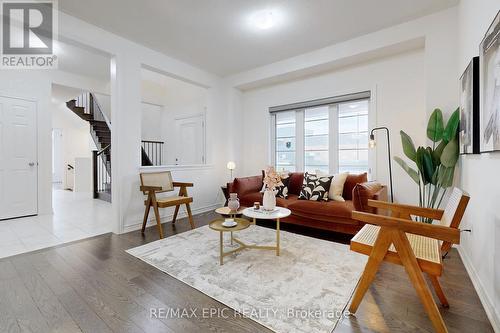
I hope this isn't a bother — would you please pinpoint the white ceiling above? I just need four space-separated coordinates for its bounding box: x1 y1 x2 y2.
59 0 458 76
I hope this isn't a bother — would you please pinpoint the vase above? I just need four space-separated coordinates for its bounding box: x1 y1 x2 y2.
263 189 276 211
227 193 240 211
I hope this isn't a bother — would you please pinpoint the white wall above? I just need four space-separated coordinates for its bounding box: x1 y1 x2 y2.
51 102 93 190
134 76 223 231
162 99 207 165
457 1 500 331
74 157 92 192
140 74 209 166
240 49 426 204
141 102 163 142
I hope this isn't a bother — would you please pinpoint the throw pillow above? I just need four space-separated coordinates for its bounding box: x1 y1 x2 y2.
298 172 332 201
316 170 349 202
275 174 290 199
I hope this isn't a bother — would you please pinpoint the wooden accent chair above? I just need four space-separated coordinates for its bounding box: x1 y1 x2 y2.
140 171 195 239
349 188 470 333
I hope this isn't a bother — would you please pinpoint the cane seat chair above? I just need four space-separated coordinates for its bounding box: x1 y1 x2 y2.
139 171 195 239
349 188 470 333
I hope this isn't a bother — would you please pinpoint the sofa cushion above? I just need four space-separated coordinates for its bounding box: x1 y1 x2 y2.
275 174 290 199
352 182 385 214
277 194 299 208
232 175 263 197
288 172 305 195
239 192 263 207
288 199 355 220
298 172 332 201
343 173 368 200
316 170 349 201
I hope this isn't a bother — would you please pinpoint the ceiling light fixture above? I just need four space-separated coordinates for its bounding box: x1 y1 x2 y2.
251 10 276 30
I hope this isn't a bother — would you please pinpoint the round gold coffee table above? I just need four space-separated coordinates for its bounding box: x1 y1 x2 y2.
209 218 250 265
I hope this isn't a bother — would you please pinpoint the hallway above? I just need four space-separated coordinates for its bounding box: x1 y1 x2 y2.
0 189 112 259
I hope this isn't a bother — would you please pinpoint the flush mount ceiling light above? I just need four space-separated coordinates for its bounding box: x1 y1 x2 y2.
248 9 283 31
252 10 275 29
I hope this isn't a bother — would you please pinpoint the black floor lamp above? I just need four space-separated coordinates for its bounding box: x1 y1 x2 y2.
369 127 394 202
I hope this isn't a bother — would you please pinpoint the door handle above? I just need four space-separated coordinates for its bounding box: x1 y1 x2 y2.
29 162 35 167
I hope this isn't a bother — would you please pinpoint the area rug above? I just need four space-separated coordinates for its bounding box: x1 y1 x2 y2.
126 225 367 333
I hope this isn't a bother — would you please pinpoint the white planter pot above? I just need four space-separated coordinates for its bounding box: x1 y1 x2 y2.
263 189 276 211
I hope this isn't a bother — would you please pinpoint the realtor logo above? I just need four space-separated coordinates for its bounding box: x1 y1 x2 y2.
1 0 58 68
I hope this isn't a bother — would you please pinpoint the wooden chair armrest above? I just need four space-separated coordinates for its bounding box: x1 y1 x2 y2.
140 185 163 192
367 200 444 220
172 182 193 187
352 211 460 244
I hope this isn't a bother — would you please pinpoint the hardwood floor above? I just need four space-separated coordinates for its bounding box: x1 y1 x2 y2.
0 211 494 333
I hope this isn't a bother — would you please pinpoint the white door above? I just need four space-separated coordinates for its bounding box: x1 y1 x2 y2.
0 96 38 220
174 114 205 165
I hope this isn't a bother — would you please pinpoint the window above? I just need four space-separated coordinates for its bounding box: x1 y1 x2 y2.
271 94 370 174
304 106 329 173
337 100 369 173
275 111 296 172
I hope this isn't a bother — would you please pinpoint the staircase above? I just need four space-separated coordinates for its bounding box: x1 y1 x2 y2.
66 92 111 202
141 146 153 166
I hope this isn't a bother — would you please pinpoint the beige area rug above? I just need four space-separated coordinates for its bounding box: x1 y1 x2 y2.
126 225 367 333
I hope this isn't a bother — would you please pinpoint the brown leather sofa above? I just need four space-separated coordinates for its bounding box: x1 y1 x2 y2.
227 172 387 235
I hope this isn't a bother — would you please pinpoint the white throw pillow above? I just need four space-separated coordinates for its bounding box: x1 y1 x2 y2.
315 170 349 202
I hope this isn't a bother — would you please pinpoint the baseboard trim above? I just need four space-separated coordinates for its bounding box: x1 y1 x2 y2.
458 246 500 333
122 202 222 233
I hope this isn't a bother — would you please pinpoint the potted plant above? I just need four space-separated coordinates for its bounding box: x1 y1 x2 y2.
394 108 460 222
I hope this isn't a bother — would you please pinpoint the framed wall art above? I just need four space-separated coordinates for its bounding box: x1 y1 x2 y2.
479 10 500 153
459 57 480 154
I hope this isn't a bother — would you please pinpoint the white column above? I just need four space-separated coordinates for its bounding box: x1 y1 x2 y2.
110 54 142 233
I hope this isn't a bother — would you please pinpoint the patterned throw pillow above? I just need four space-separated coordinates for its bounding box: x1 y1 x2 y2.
298 172 333 201
315 170 349 202
276 174 290 199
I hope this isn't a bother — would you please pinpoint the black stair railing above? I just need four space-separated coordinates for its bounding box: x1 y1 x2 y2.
70 91 112 202
141 140 164 166
93 144 111 202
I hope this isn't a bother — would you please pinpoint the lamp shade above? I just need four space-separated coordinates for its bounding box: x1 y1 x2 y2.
369 134 376 148
226 161 236 170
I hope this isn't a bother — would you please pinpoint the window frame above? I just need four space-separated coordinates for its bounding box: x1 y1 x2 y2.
270 95 373 176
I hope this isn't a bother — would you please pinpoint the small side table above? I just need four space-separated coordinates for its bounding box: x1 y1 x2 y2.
215 206 247 218
214 206 247 249
242 207 291 256
209 218 250 265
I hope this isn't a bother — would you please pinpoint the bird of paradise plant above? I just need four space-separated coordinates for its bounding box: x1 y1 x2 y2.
394 108 460 223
